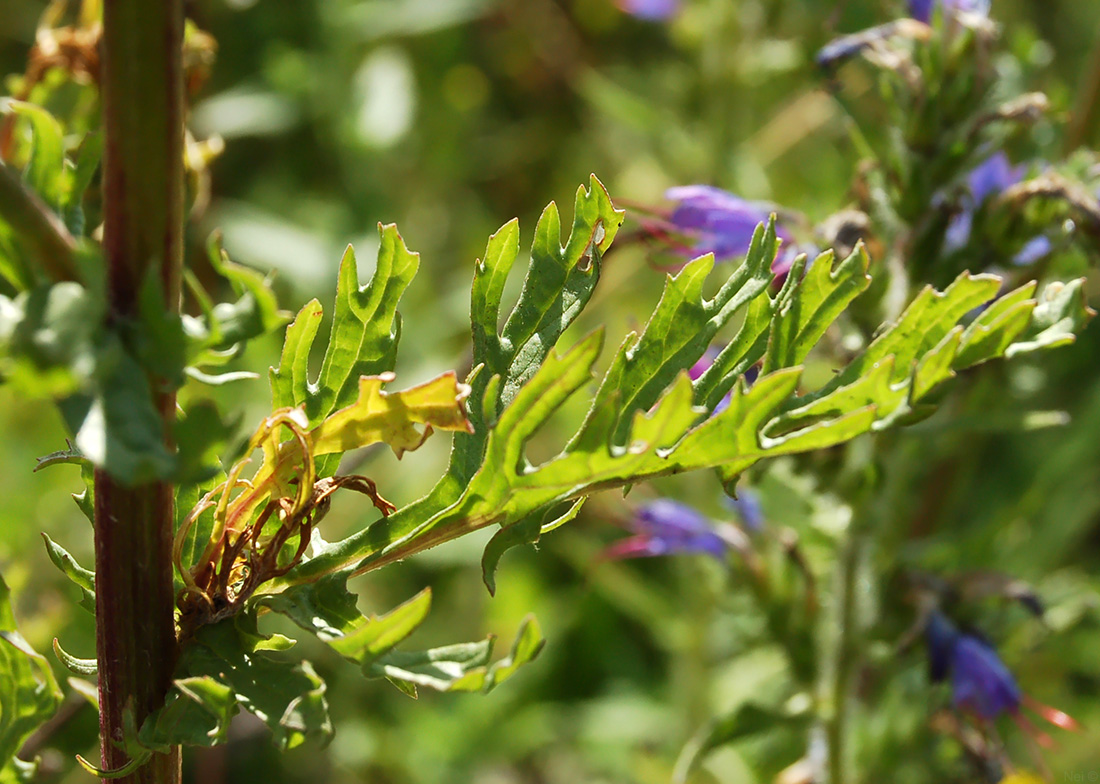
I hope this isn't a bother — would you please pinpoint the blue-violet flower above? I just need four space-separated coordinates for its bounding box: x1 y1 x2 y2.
616 0 679 21
602 499 730 561
944 153 1052 265
909 0 991 24
925 612 1078 744
663 185 799 279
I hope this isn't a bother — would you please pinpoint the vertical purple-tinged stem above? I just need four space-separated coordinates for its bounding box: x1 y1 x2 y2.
95 1 184 782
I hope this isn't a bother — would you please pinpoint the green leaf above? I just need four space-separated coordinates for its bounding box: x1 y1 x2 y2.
66 677 98 709
72 460 94 524
0 757 34 784
481 499 584 596
76 750 152 780
140 617 293 750
269 228 420 477
183 234 289 374
569 216 779 455
325 589 432 662
32 443 94 523
0 274 182 484
481 516 543 598
254 577 432 664
76 703 155 779
762 246 871 373
205 234 288 350
62 132 103 237
0 572 63 784
672 697 811 784
0 282 102 399
142 618 331 751
0 220 34 292
470 177 623 457
4 101 65 210
161 180 1093 750
60 340 176 485
259 582 433 667
271 230 418 425
132 270 187 390
40 533 95 613
52 638 96 676
822 272 1001 390
661 222 776 412
173 400 239 485
282 245 1086 585
182 368 259 386
911 328 961 401
139 676 235 750
368 615 545 696
773 275 1094 436
496 177 621 411
311 343 867 579
244 576 538 702
33 442 87 472
1004 278 1094 358
253 574 369 641
470 218 519 384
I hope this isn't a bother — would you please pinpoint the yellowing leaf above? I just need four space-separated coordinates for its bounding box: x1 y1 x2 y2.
310 371 473 458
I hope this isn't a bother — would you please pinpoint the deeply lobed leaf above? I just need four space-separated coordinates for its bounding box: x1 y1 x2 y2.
281 233 1090 589
0 573 63 783
155 179 1091 756
141 617 328 751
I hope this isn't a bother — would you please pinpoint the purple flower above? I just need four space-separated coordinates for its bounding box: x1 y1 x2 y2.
616 0 679 21
945 153 1051 264
952 635 1026 720
662 186 799 278
815 33 871 69
967 152 1026 205
688 347 721 382
925 612 1078 741
942 206 975 252
741 364 760 388
1011 235 1053 266
601 499 730 561
909 0 991 23
909 0 936 21
665 185 787 259
926 613 1021 719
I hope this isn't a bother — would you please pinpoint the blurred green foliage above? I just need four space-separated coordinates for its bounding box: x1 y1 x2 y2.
1 1 1100 783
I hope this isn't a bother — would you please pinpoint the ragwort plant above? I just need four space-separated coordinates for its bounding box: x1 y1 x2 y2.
0 2 1093 784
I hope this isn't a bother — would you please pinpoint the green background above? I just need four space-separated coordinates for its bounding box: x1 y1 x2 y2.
1 1 1099 781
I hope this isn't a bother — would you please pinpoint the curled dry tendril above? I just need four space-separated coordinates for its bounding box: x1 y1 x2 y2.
173 408 396 638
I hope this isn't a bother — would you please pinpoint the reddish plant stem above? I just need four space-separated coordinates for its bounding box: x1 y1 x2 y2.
93 476 180 782
95 1 185 782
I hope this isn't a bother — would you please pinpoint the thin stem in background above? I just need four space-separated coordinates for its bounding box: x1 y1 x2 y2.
824 530 864 784
701 0 739 186
0 162 80 283
94 1 185 783
1066 19 1100 154
820 436 884 784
